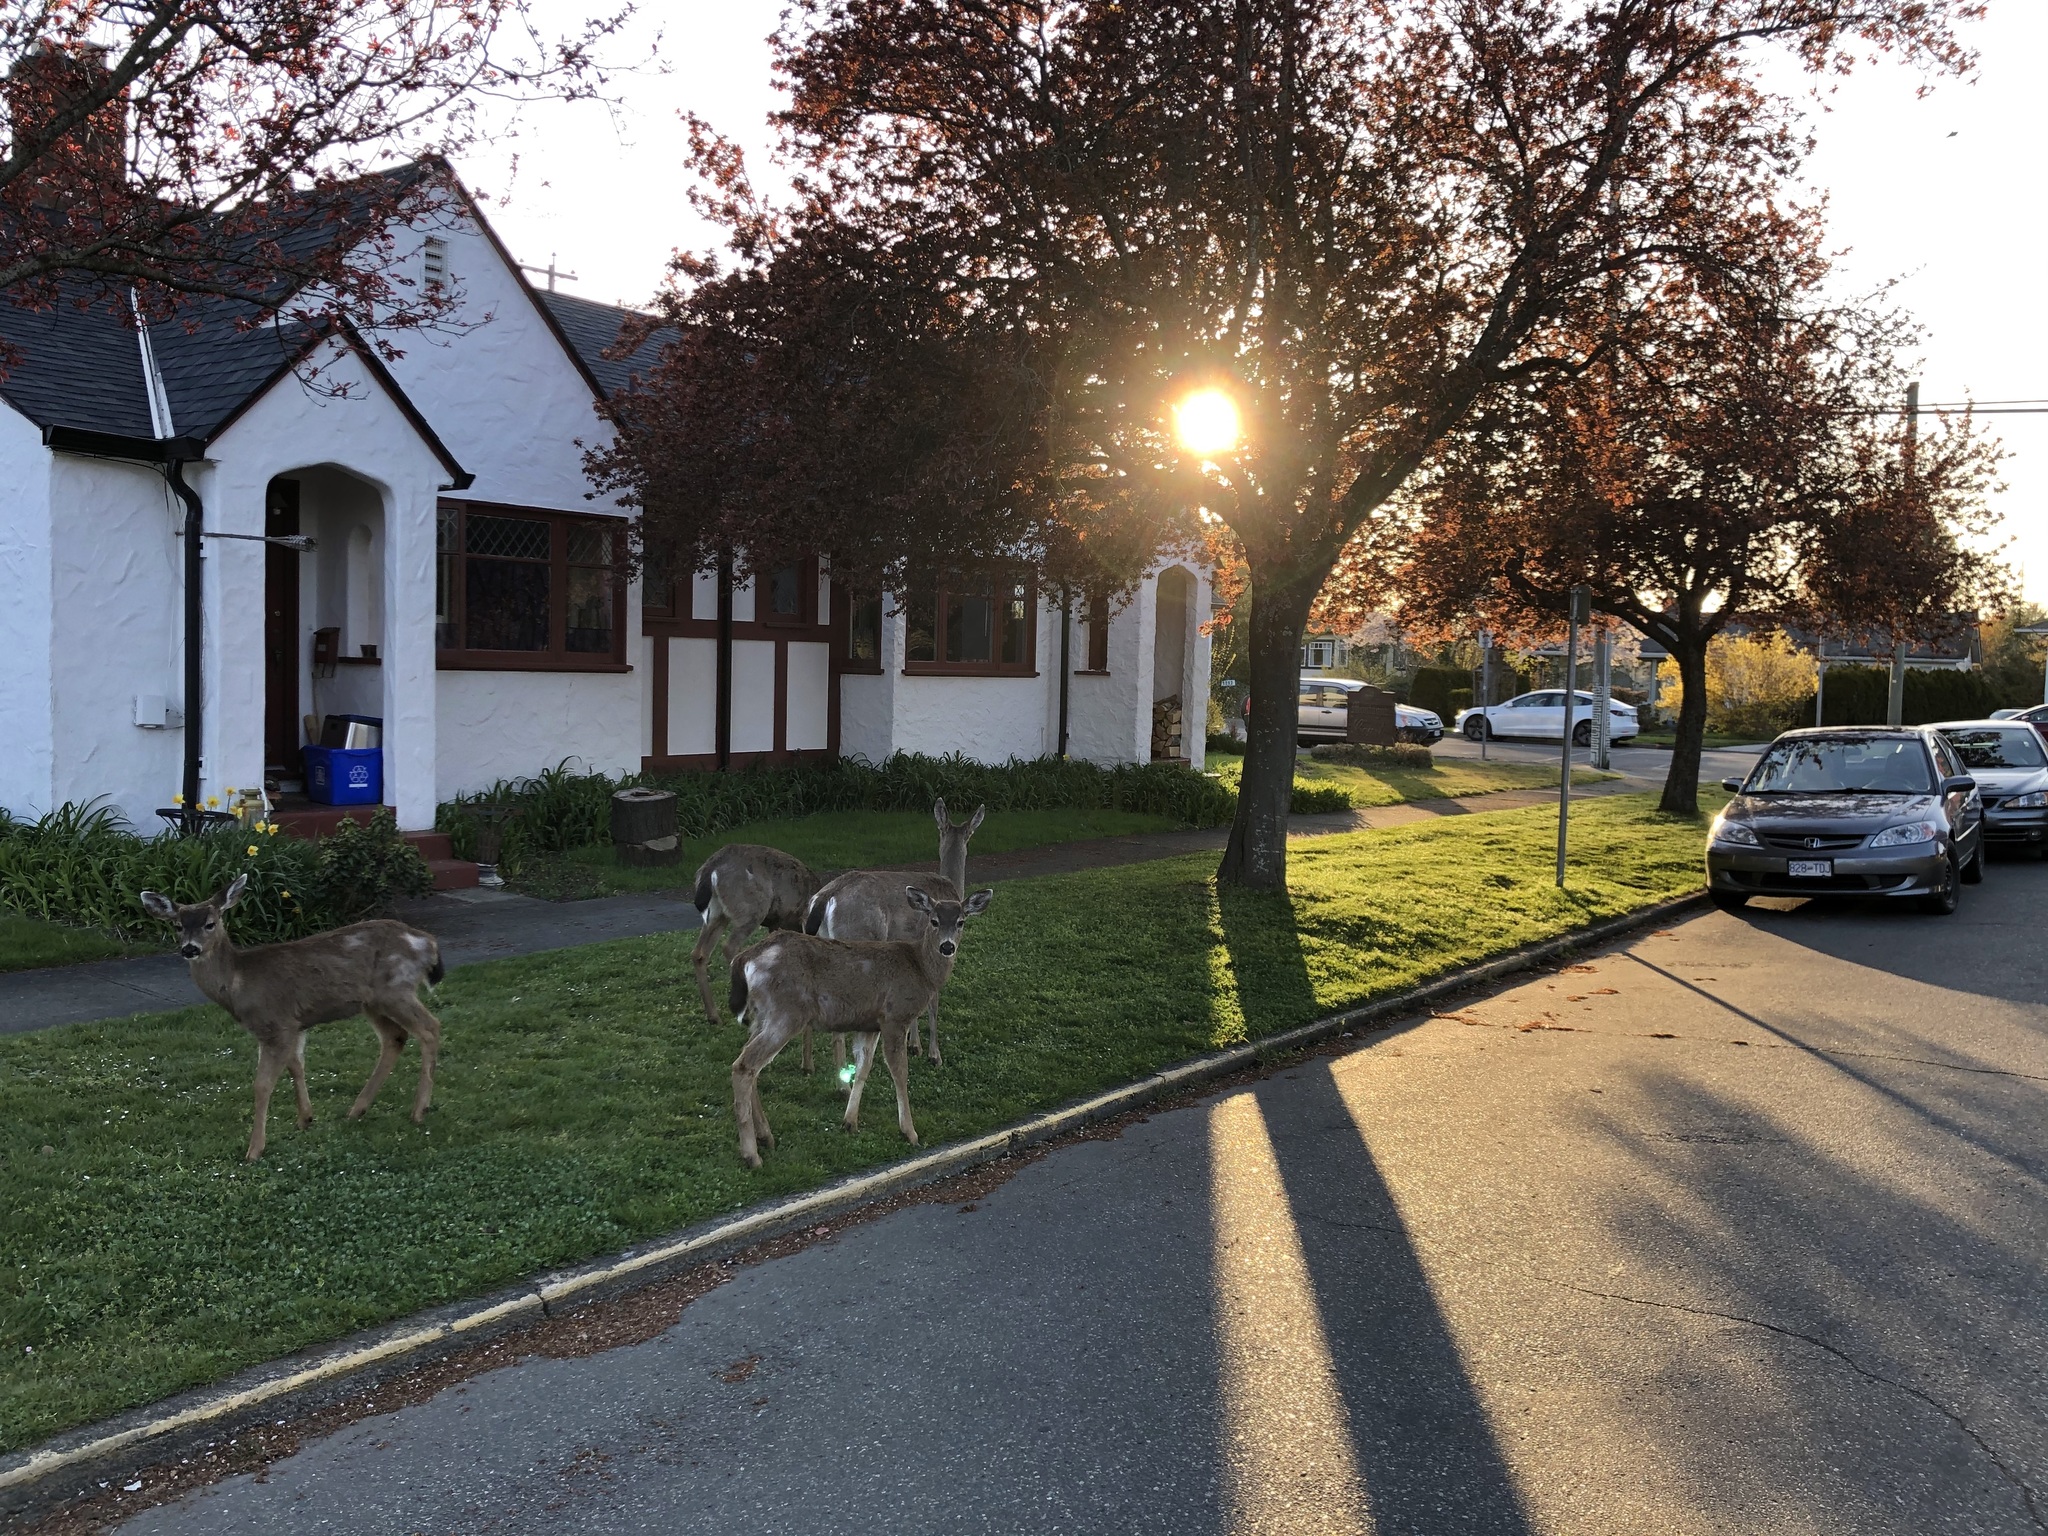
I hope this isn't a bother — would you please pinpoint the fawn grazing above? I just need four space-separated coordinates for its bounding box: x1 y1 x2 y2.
805 798 984 1064
728 885 993 1168
139 874 446 1161
689 844 821 1028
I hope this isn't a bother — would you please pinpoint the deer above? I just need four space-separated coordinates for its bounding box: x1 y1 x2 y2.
689 843 822 1030
804 799 985 1066
138 874 446 1161
728 885 993 1168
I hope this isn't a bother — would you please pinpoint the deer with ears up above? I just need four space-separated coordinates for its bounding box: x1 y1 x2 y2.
139 875 446 1161
689 844 821 1029
804 799 984 1065
728 885 993 1168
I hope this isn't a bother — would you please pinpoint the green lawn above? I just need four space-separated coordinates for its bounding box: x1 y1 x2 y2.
1211 752 1609 808
0 912 151 975
0 793 1715 1452
510 806 1185 900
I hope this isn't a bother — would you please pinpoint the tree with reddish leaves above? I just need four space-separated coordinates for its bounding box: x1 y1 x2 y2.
1348 257 2007 816
606 0 1983 887
0 1 626 359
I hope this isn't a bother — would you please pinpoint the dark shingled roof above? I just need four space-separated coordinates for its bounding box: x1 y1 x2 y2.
0 291 157 437
538 289 674 398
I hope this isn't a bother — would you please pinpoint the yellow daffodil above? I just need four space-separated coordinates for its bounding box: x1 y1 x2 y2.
171 792 184 805
246 845 259 857
266 825 279 836
280 889 292 899
205 796 219 808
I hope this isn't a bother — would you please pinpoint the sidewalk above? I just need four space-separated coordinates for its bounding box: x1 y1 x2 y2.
0 775 1657 1037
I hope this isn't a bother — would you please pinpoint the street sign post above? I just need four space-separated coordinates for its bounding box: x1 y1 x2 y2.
1558 586 1589 887
1478 629 1493 761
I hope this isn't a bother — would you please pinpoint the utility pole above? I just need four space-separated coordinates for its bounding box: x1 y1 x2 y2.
1591 623 1612 771
1557 586 1588 887
1886 381 1918 728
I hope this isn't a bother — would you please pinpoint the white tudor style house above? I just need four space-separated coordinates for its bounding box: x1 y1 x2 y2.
0 164 1212 839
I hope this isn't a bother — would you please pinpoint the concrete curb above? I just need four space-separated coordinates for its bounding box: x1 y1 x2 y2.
0 886 1709 1515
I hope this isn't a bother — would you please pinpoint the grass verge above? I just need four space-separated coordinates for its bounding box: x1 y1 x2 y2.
0 793 1714 1453
1211 753 1610 808
509 806 1181 900
0 914 151 976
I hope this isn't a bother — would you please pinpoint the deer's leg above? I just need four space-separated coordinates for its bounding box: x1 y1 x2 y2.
691 911 730 1027
288 1032 314 1129
925 997 943 1069
402 1002 443 1125
801 1028 813 1075
247 1041 289 1161
881 1024 919 1147
833 1033 848 1073
843 1032 880 1132
731 1023 788 1169
351 1014 408 1120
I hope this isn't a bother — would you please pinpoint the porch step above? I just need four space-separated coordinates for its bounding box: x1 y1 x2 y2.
267 806 481 891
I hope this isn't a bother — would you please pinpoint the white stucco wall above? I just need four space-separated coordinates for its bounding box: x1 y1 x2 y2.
44 452 189 827
1064 587 1147 767
0 405 57 819
382 211 627 517
666 635 718 757
434 667 643 796
786 641 831 751
729 639 777 754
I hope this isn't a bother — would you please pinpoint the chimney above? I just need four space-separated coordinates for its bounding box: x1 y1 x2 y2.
6 40 127 205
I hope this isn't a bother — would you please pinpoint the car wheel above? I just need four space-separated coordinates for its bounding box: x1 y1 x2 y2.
1961 843 1985 885
1710 891 1749 914
1464 717 1490 742
1921 857 1960 916
1572 721 1592 747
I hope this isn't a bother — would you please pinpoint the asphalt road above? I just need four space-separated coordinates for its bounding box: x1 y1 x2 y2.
105 851 2048 1536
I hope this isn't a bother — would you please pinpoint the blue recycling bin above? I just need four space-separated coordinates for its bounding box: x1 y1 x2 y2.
305 745 383 807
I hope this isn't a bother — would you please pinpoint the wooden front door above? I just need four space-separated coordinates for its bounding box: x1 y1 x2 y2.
263 479 302 774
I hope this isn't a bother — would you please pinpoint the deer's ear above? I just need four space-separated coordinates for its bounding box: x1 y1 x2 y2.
221 873 249 910
965 804 986 835
931 797 947 832
139 890 177 921
963 888 994 917
904 885 935 914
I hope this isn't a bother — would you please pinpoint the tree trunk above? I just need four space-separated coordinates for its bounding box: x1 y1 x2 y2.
1659 642 1709 816
1218 572 1317 889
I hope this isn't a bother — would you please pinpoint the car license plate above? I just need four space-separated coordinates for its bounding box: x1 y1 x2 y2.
1787 859 1832 878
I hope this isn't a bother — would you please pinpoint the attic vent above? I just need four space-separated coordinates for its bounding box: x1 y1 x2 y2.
423 237 448 288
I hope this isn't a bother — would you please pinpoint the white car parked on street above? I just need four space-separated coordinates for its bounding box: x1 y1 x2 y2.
1294 676 1443 744
1454 689 1640 746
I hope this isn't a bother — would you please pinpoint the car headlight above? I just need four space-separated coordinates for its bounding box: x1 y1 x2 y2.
1869 820 1941 848
1710 818 1760 847
2002 790 2048 810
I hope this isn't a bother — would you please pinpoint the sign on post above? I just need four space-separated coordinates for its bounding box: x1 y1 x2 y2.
1557 586 1589 887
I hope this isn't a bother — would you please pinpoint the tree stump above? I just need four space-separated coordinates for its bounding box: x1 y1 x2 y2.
611 787 680 867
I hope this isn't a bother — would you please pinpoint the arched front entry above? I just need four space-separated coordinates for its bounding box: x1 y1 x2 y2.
262 465 387 792
1151 565 1196 760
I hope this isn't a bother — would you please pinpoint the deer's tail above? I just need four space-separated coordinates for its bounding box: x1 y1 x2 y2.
728 954 750 1019
692 858 716 915
802 889 828 935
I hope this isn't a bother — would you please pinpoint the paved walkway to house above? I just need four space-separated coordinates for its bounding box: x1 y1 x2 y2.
0 774 1669 1037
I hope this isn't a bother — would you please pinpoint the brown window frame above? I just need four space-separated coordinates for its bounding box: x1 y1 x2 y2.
836 586 885 675
1076 588 1111 674
436 501 631 673
901 571 1039 677
759 558 818 629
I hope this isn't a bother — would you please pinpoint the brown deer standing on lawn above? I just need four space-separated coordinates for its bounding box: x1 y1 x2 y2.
804 799 984 1065
139 874 446 1161
728 885 993 1168
689 844 821 1028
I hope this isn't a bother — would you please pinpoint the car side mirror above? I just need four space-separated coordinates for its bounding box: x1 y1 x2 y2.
1720 777 1744 793
1940 775 1977 796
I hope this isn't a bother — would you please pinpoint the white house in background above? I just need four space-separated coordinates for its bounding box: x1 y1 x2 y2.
0 163 1210 835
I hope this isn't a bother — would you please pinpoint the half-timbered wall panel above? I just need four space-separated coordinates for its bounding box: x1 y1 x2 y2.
730 639 778 753
787 642 832 751
666 636 718 757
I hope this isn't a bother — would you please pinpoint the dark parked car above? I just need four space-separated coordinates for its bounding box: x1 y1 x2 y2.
1706 728 1984 915
1934 720 2048 857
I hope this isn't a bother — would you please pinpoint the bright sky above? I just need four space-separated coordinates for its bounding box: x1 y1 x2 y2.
460 2 2047 604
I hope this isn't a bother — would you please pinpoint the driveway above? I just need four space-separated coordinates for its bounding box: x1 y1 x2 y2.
102 858 2048 1535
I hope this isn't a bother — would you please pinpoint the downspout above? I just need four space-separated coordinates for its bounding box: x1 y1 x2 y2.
715 552 734 770
166 460 205 828
1057 583 1073 759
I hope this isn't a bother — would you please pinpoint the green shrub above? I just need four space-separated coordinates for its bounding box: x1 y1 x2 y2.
0 804 430 943
1407 666 1472 718
439 753 1240 874
1205 732 1246 755
1291 784 1354 814
1310 742 1435 770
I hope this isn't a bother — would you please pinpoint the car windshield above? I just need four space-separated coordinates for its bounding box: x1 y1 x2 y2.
1746 738 1934 794
1941 727 2047 770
